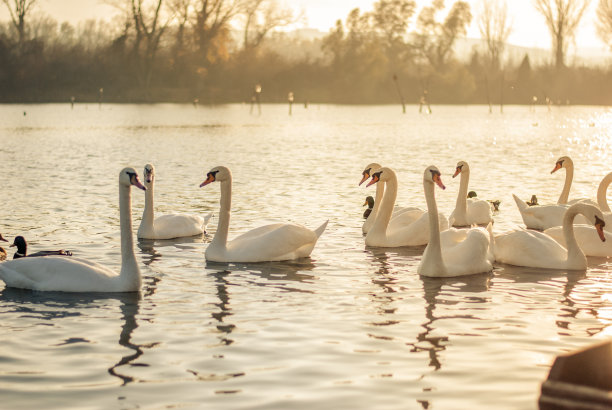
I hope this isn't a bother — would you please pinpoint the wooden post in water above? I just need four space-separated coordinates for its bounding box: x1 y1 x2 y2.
288 92 294 116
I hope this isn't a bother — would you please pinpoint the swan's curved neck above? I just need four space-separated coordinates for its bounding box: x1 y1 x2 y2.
119 184 140 288
597 173 612 212
370 174 397 236
422 180 447 275
558 165 573 205
455 169 470 217
141 180 155 230
562 207 585 267
212 178 232 248
364 181 384 232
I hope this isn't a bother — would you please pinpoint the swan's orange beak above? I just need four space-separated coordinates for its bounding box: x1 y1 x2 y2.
595 216 606 242
200 174 215 187
433 174 446 190
452 167 461 178
551 162 562 174
359 172 370 186
130 174 146 191
366 174 379 187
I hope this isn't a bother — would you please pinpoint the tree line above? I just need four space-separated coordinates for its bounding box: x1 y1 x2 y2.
1 0 612 106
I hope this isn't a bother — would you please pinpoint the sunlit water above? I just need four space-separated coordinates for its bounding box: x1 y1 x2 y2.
1 103 612 409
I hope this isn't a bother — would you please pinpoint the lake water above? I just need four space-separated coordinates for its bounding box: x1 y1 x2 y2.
0 103 611 409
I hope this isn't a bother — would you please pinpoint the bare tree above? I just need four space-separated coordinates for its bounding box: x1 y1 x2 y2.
241 0 295 50
1 0 37 45
414 0 472 70
596 0 612 49
192 0 246 64
477 0 512 69
167 0 192 61
533 0 590 69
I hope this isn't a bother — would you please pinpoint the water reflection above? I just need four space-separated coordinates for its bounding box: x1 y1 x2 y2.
412 274 491 371
137 235 205 266
108 293 160 385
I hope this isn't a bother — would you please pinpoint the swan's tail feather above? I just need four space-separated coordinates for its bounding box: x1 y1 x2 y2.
512 194 528 212
314 220 329 239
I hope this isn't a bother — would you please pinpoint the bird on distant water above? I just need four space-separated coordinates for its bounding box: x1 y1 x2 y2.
363 196 374 219
11 236 73 259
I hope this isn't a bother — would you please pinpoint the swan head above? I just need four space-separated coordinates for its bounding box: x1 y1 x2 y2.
365 167 396 187
120 167 146 191
452 160 469 178
143 163 155 185
551 156 572 174
200 166 231 187
424 166 446 190
359 163 382 186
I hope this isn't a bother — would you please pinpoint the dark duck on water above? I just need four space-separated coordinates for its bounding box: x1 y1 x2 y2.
11 236 73 259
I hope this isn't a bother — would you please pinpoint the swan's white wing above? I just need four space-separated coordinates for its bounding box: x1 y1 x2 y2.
467 198 493 225
442 228 492 276
0 256 119 292
227 223 320 262
151 213 206 239
494 229 567 268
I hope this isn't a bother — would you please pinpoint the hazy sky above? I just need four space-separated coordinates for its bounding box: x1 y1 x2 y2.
0 0 606 51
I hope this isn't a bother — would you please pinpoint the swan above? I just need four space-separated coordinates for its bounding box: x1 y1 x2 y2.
10 236 72 259
574 171 612 229
360 163 424 234
448 161 493 227
138 163 212 239
0 167 146 292
513 194 568 231
365 167 448 247
417 166 492 277
495 203 605 269
200 166 327 262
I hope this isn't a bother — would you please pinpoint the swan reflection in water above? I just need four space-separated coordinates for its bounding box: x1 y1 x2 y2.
0 275 161 387
137 234 206 266
204 259 316 347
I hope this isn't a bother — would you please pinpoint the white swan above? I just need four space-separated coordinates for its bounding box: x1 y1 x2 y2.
448 161 493 227
512 194 569 231
360 163 424 234
200 166 327 262
551 156 594 205
495 203 605 269
365 167 448 247
544 222 612 257
0 168 146 292
138 163 212 239
417 166 492 277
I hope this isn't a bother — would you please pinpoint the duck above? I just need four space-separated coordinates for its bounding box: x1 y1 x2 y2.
10 236 73 259
0 167 146 292
448 161 493 227
526 195 539 206
363 196 374 219
138 163 212 239
364 167 448 247
200 166 327 262
494 203 605 269
359 163 425 234
417 166 493 277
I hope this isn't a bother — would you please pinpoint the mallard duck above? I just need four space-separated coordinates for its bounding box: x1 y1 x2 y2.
363 196 374 218
11 236 73 259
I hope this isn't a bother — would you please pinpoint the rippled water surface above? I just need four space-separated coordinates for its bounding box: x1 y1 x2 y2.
1 103 612 409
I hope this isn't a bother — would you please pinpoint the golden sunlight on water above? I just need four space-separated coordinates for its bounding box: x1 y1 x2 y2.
0 103 611 409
